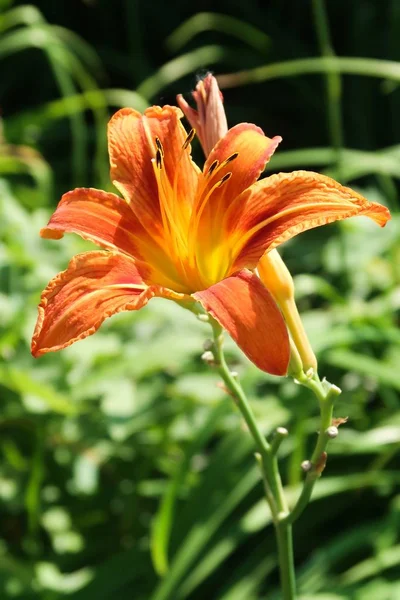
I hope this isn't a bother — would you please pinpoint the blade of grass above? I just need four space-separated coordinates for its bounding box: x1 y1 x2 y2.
0 4 45 33
151 400 229 575
0 145 52 201
166 13 270 54
219 551 276 600
0 366 82 415
179 470 400 597
312 0 344 157
265 146 400 182
151 466 259 600
6 88 148 134
217 56 400 89
326 349 400 391
0 25 88 184
340 545 400 585
25 427 44 535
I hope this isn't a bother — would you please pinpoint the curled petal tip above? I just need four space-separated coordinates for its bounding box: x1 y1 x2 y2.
40 228 64 240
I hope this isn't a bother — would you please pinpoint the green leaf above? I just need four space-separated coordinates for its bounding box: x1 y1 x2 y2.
326 349 400 391
0 366 81 415
166 13 270 54
151 401 228 575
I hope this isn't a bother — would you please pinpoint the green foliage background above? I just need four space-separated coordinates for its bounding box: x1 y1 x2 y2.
0 0 399 598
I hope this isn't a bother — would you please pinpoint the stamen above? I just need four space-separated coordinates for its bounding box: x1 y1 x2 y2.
188 172 233 267
152 153 189 279
217 172 232 187
207 160 219 176
182 128 195 149
156 148 163 169
222 152 239 166
155 137 164 157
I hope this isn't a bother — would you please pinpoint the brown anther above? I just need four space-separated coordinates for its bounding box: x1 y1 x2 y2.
182 128 195 149
155 137 164 156
217 172 232 187
207 159 219 176
156 148 163 169
222 152 239 166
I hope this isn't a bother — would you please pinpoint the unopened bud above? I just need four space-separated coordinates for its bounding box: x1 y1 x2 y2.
301 460 312 472
258 250 317 374
257 249 294 302
326 426 339 439
177 73 228 157
197 314 209 322
276 427 288 437
201 350 215 364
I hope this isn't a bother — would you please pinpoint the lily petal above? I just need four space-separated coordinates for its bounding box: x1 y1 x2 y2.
41 188 148 259
31 251 186 357
40 188 196 293
108 106 200 232
201 123 281 203
194 270 289 375
230 171 391 270
189 125 281 277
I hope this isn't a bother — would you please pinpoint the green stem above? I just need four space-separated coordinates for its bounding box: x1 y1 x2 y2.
211 323 271 459
286 380 340 525
210 321 296 599
276 522 296 600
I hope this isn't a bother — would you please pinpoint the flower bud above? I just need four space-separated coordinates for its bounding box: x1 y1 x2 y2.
326 426 339 439
257 249 294 303
258 250 317 374
177 73 228 157
201 350 215 364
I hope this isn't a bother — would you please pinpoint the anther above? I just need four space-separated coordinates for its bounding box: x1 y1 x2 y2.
155 137 164 156
217 172 232 187
182 128 195 149
207 160 219 176
222 152 239 166
156 148 163 169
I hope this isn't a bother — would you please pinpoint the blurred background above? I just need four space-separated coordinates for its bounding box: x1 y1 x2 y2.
0 0 399 598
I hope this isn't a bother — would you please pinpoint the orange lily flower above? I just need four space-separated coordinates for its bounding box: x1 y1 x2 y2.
31 105 390 375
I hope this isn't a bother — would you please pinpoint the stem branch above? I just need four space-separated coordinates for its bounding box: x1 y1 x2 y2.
286 378 341 525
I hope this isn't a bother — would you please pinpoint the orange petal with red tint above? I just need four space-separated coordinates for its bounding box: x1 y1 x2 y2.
32 251 155 357
230 171 391 270
41 188 151 259
194 270 289 375
108 106 200 232
200 123 281 204
40 188 196 293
